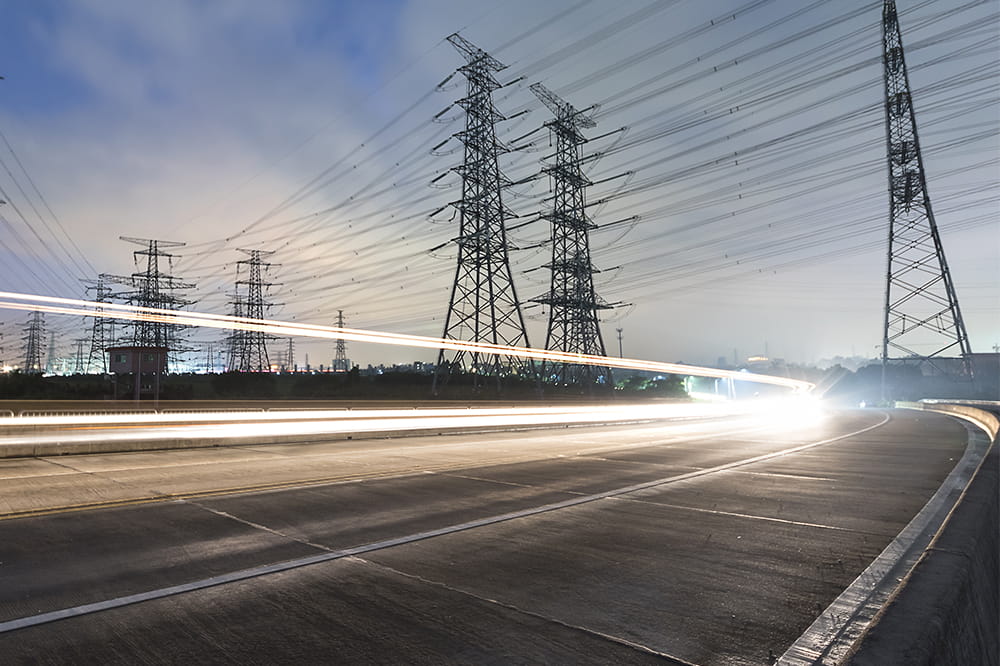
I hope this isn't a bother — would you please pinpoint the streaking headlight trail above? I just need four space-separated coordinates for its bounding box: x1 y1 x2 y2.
0 291 813 392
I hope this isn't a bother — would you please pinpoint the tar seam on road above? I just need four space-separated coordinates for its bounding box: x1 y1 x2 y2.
778 416 994 665
352 556 699 666
0 413 890 635
608 497 869 534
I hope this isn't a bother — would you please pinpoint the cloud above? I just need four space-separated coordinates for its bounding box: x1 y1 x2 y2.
0 0 996 366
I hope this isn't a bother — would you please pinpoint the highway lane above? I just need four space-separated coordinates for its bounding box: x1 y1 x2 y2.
0 412 761 515
0 408 972 664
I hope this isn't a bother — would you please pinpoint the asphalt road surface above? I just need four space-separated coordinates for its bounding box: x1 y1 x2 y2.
0 407 971 665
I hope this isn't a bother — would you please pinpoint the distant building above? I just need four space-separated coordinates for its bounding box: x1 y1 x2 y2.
107 346 169 374
107 346 168 401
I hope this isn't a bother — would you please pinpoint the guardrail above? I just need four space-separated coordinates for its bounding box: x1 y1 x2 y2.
159 408 267 414
16 410 159 418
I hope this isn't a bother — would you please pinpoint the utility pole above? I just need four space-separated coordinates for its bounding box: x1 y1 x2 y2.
530 83 613 386
880 0 971 399
617 328 624 358
433 33 532 392
332 310 350 372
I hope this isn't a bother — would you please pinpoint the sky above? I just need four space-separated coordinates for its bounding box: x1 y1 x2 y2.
0 0 996 371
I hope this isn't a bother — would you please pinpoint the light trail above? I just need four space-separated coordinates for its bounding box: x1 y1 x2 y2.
2 404 730 427
0 291 813 392
0 402 788 446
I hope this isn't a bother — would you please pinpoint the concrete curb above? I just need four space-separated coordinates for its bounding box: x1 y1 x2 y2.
847 404 999 666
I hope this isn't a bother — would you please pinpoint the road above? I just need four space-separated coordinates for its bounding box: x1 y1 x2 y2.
0 407 972 664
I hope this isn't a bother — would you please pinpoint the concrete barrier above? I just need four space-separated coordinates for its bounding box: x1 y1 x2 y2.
848 404 999 665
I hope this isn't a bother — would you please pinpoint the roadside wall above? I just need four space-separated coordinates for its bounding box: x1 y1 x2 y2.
848 404 999 665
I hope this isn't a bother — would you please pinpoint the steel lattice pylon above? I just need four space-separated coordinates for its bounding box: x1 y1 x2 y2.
103 237 194 370
21 311 44 374
83 277 114 373
530 83 612 386
225 292 244 372
434 34 531 388
332 310 350 372
73 338 87 374
880 0 971 384
230 248 277 373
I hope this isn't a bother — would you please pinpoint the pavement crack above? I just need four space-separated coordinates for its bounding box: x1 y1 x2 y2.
34 457 95 473
351 556 695 665
37 457 171 500
182 499 334 553
606 496 874 534
433 471 588 495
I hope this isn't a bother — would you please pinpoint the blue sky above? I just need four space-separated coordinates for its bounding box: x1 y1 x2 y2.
0 0 996 370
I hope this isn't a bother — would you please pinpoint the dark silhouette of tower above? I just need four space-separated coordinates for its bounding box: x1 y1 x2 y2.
530 83 612 386
434 34 531 390
104 237 194 370
284 337 294 372
880 0 972 391
225 289 244 372
84 277 114 373
22 311 44 373
332 310 349 372
74 338 87 374
229 249 277 372
45 331 56 374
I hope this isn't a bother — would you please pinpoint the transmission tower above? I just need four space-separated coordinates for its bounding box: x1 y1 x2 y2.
103 237 194 369
22 311 44 373
229 249 278 372
434 33 532 389
225 291 244 372
880 0 972 387
45 332 56 374
73 338 87 374
83 277 114 373
332 310 350 372
530 83 613 386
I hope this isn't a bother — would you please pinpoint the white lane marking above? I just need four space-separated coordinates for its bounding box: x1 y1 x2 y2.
778 416 993 665
0 414 889 635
